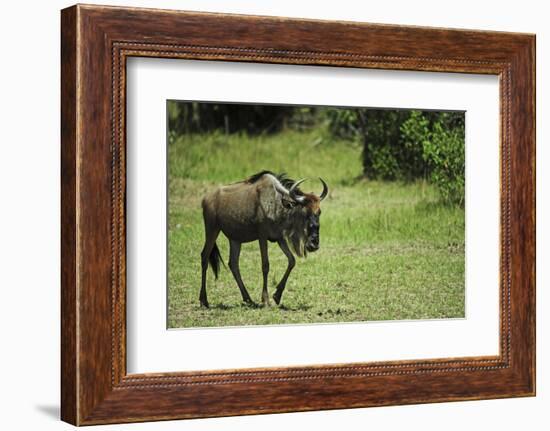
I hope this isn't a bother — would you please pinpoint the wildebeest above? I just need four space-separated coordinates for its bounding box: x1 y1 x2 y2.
200 170 328 308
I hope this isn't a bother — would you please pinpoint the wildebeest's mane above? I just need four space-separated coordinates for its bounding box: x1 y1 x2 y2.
246 170 304 195
246 171 309 257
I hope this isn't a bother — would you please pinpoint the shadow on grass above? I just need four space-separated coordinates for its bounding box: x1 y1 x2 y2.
278 303 313 312
206 302 313 312
208 301 262 310
317 308 354 317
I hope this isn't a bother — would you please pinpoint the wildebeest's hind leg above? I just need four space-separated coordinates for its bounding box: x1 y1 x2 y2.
199 224 221 308
273 239 296 305
228 239 254 305
259 238 270 306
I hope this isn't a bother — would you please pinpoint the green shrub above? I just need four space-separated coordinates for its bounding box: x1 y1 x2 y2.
399 111 431 180
401 111 465 206
422 120 465 206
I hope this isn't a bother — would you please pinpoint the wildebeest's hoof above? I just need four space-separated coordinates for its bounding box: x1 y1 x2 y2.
243 297 256 307
272 294 281 305
200 299 209 308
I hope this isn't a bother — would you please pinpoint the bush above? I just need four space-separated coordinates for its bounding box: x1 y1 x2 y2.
399 111 431 180
322 108 465 205
422 120 465 206
401 111 465 206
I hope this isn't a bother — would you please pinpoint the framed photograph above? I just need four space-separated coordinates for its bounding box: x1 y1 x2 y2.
61 4 535 425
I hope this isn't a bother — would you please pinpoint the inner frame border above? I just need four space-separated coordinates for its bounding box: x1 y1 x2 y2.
112 42 511 387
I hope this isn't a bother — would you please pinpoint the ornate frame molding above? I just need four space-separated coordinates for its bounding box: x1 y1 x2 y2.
61 5 535 425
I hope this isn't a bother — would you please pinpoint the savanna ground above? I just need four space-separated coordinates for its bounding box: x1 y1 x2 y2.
168 130 465 328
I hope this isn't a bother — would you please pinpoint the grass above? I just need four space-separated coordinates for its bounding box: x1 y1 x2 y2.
168 129 465 328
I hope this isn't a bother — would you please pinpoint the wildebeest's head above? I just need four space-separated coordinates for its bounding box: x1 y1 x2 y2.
281 178 328 256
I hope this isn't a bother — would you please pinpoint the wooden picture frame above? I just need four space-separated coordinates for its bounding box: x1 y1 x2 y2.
61 4 535 425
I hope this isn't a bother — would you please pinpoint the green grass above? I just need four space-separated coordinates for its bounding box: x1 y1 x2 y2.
168 130 465 328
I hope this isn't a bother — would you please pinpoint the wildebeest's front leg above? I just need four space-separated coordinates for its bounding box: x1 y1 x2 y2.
258 238 270 306
273 238 296 305
228 239 254 305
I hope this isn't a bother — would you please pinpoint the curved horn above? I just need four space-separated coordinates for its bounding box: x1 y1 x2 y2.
319 177 329 201
289 178 306 202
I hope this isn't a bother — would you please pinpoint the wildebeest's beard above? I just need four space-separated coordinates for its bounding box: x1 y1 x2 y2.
283 207 317 257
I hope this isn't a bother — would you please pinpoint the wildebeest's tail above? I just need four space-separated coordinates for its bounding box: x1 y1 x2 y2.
208 242 225 279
